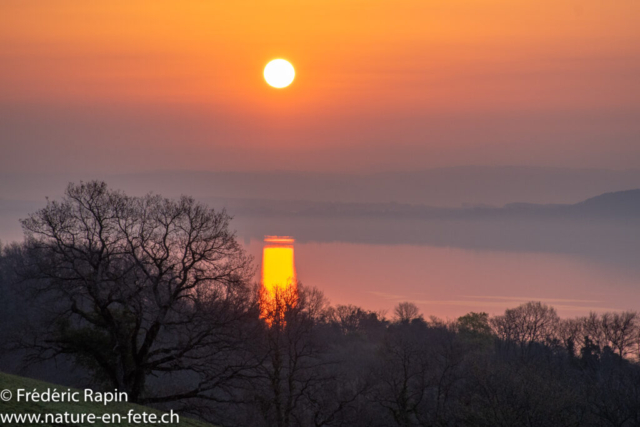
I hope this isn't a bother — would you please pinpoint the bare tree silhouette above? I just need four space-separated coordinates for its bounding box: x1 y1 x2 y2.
17 181 257 403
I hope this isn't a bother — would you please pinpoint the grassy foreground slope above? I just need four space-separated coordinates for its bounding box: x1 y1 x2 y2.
0 371 215 427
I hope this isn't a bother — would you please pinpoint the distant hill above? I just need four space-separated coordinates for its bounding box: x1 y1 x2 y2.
204 188 640 221
2 188 638 246
572 189 640 216
503 189 640 218
2 187 639 263
3 166 640 208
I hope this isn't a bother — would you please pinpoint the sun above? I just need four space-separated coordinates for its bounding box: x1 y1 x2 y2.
264 59 295 88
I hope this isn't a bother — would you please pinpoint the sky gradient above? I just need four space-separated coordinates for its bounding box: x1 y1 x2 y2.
1 0 639 173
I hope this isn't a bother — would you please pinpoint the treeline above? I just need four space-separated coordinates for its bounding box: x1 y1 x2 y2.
1 181 639 427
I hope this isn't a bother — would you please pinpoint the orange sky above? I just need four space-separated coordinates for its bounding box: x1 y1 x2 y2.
1 0 639 172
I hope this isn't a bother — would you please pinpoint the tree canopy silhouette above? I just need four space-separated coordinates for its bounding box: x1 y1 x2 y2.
18 181 256 403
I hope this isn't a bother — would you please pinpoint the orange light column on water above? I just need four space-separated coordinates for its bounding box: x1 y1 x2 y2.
262 236 297 293
260 236 297 325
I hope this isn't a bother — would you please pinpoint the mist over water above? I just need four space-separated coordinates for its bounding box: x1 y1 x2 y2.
2 171 639 319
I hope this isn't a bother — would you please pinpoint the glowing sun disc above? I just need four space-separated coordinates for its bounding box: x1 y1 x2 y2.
264 59 295 88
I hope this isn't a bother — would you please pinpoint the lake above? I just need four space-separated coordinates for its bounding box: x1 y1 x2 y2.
238 216 640 319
